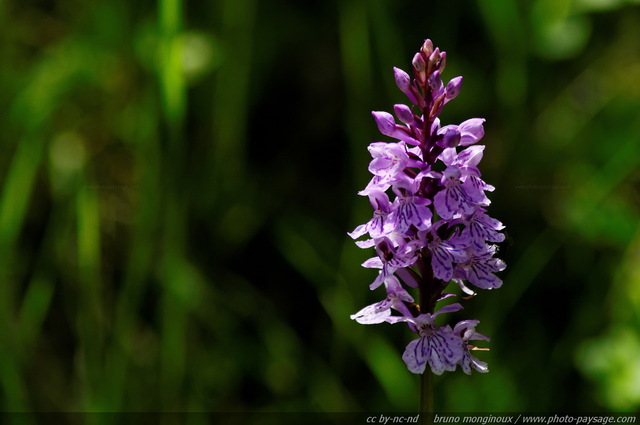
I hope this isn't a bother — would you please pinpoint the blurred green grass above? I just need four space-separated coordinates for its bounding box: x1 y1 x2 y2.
0 0 639 419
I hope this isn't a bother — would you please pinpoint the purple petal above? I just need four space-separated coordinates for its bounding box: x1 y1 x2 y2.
403 337 428 374
453 320 490 342
436 51 447 72
358 175 391 196
367 143 412 183
394 67 419 104
462 178 489 204
438 147 457 165
412 53 426 73
350 299 393 324
462 212 506 252
469 331 490 342
445 76 463 101
426 330 464 375
395 267 420 289
430 118 441 135
371 114 421 145
461 351 489 374
369 191 392 212
453 277 476 296
434 186 473 219
428 70 443 93
429 235 469 281
470 355 489 373
453 320 480 335
467 260 503 289
491 257 507 273
433 303 463 317
368 157 393 176
368 215 388 239
442 165 462 182
437 292 458 301
385 275 414 303
385 316 411 324
456 145 485 168
477 212 505 233
394 104 414 125
388 197 433 234
421 39 434 57
391 129 421 146
362 257 383 269
458 118 485 146
355 239 375 249
466 173 494 194
428 48 441 69
437 127 461 148
430 244 455 281
347 224 368 240
372 111 397 136
369 272 385 290
393 67 411 90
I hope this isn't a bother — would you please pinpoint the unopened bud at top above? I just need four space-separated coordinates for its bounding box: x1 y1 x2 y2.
437 52 447 73
420 39 434 58
427 48 441 75
412 52 427 84
412 53 426 72
428 70 443 94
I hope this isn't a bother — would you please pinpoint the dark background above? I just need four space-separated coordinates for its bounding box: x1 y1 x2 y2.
1 0 639 416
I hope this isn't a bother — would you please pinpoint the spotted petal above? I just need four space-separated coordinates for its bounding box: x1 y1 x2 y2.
402 330 464 375
429 239 468 281
350 299 393 324
434 185 474 219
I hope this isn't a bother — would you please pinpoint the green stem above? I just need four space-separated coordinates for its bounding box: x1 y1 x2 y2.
420 370 433 425
417 250 437 424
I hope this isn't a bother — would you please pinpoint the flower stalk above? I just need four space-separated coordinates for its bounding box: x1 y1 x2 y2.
420 369 433 420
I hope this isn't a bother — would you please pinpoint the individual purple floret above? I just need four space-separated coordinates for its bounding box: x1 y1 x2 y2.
453 320 490 374
349 39 507 375
400 304 464 375
350 276 415 324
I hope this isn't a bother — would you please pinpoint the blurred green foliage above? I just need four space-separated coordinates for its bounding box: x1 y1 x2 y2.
0 0 639 419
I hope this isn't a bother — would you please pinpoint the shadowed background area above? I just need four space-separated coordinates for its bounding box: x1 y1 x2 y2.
1 0 639 418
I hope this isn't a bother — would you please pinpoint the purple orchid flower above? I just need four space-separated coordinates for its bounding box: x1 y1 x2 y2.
454 320 490 374
349 39 507 376
400 304 465 375
350 275 415 324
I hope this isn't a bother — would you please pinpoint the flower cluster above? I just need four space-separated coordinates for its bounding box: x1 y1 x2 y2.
349 40 506 375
